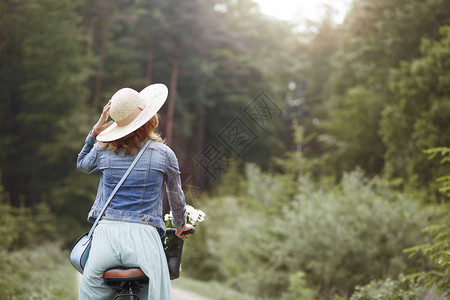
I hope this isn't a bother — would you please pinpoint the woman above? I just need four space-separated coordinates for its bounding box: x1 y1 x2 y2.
77 83 192 300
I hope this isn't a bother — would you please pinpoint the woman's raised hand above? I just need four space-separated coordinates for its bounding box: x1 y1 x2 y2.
91 101 114 138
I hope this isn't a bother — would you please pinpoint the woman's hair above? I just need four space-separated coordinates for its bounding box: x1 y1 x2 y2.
99 114 164 155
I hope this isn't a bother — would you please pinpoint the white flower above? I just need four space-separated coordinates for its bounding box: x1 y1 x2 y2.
164 211 173 222
186 204 206 225
164 205 206 227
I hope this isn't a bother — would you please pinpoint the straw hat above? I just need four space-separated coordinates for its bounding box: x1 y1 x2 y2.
96 83 168 142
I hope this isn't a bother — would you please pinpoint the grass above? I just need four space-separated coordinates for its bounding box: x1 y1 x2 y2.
0 242 257 300
0 243 77 300
171 276 257 300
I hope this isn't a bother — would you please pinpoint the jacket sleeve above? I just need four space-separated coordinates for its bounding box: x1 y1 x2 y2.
77 133 100 174
165 147 187 229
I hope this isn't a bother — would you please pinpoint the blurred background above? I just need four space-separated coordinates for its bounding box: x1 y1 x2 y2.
0 0 449 299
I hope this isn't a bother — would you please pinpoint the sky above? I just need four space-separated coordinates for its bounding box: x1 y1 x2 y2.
252 0 353 25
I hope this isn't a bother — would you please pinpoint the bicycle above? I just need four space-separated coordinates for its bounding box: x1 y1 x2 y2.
102 227 194 300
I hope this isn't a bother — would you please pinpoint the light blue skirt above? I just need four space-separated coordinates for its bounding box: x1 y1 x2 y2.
79 220 172 300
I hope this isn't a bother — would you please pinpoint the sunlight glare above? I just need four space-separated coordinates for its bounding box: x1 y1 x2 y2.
253 0 352 25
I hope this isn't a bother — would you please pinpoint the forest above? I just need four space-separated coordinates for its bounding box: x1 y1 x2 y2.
0 0 449 299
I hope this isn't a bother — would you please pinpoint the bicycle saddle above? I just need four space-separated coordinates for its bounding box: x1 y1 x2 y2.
103 267 149 285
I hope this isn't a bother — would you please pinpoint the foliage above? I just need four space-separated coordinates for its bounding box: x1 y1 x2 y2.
282 271 318 300
424 147 450 197
272 170 429 298
351 146 450 298
47 170 99 248
405 224 450 297
321 86 384 176
349 275 424 300
42 105 101 247
0 180 56 251
402 147 450 296
181 219 221 282
186 165 433 298
310 0 450 189
1 0 450 298
0 0 86 206
0 0 298 243
0 243 77 300
380 27 450 194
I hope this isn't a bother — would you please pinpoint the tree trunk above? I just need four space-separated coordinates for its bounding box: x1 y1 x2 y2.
165 38 182 146
83 20 94 91
197 100 205 154
145 43 153 84
88 0 114 111
196 56 208 155
0 37 10 56
92 19 109 112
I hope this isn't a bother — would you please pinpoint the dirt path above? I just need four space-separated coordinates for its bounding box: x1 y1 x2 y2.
172 286 211 300
76 272 211 299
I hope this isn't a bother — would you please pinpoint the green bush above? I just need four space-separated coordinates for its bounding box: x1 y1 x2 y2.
0 193 56 251
282 271 318 300
405 223 450 296
349 275 422 300
401 147 450 296
0 243 77 300
272 170 430 298
189 165 433 299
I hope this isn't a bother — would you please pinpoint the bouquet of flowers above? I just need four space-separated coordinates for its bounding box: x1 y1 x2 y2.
164 204 206 228
163 204 206 279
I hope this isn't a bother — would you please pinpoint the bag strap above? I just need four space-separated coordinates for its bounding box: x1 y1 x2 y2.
87 141 150 238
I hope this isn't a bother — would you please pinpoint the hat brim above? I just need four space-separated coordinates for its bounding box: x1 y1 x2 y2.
96 83 168 142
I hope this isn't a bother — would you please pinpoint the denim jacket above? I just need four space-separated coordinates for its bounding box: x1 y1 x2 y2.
77 133 186 235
